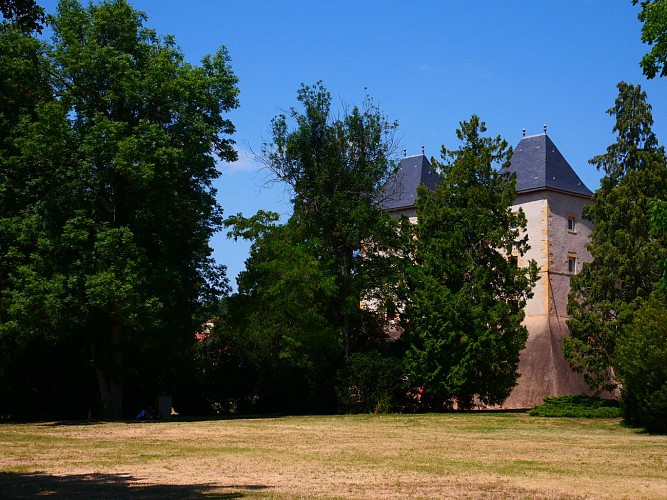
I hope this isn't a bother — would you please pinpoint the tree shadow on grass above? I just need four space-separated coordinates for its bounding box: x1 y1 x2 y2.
36 414 294 427
0 471 271 499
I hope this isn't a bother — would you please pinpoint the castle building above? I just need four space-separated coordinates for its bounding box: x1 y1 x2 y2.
381 131 594 408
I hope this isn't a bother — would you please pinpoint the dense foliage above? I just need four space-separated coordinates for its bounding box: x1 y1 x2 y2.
565 82 667 432
403 116 538 410
650 200 667 291
0 0 238 419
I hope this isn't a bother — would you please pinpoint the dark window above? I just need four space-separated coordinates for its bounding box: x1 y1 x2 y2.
568 216 576 232
568 257 576 274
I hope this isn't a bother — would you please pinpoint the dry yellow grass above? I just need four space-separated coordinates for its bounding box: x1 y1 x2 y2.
0 413 665 499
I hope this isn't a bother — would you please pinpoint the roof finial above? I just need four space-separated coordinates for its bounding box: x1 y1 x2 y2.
403 148 406 157
543 123 547 135
421 144 425 155
522 128 526 137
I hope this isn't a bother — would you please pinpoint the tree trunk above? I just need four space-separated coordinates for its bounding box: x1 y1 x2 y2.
341 247 353 358
93 323 124 420
343 312 351 358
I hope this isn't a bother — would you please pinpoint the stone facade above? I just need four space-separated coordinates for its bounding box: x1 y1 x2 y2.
514 190 593 319
501 191 594 408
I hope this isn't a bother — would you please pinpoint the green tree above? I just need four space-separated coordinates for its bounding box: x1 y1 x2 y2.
633 0 667 78
222 83 412 412
189 311 262 415
0 0 238 419
565 82 667 393
404 116 538 409
613 185 667 435
225 214 342 412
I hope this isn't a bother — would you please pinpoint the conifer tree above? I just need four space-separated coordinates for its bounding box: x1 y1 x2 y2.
404 116 537 409
565 82 667 392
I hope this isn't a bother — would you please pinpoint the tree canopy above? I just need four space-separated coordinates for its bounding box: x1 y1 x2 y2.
0 0 238 419
403 116 538 409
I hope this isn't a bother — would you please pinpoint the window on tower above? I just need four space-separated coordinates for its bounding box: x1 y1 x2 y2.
568 256 577 274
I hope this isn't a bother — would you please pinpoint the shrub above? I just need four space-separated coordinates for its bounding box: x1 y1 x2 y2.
615 297 667 433
336 352 403 414
528 394 621 418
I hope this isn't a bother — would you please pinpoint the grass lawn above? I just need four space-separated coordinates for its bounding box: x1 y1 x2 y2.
0 412 665 499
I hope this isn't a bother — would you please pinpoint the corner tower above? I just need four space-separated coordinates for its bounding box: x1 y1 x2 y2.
500 132 594 407
380 154 439 221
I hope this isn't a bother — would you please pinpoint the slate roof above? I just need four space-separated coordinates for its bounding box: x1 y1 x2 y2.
379 154 440 211
501 134 592 197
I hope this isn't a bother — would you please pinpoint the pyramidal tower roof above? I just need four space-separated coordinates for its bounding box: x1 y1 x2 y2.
379 154 439 211
502 133 592 197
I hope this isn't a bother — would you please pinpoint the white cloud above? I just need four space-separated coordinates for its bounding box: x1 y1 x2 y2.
419 64 441 73
219 148 262 175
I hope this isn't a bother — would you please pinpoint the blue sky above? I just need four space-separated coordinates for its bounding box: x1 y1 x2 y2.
39 1 667 289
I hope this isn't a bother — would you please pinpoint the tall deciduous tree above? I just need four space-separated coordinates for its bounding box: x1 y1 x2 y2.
0 0 238 419
565 82 667 393
257 82 411 358
222 83 412 412
404 116 537 409
633 0 667 79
